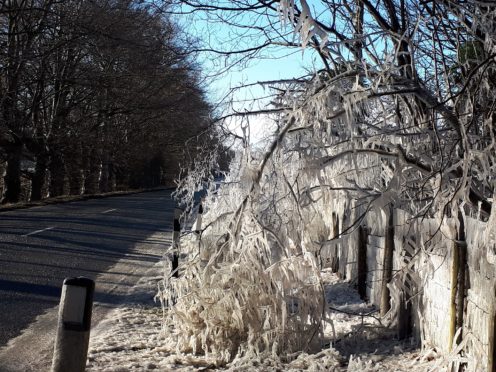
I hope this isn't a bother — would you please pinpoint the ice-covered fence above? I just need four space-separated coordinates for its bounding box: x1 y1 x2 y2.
320 206 496 370
320 212 381 303
413 217 454 351
320 207 389 309
464 217 494 370
365 234 385 306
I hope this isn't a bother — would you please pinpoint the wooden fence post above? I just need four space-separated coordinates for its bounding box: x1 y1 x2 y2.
455 212 467 340
171 207 181 278
397 289 413 340
449 235 460 351
357 225 368 300
448 211 467 351
330 212 340 273
488 303 496 372
194 198 204 237
380 206 394 317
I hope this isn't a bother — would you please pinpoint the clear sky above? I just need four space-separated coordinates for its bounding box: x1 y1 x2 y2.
172 3 324 145
206 48 319 145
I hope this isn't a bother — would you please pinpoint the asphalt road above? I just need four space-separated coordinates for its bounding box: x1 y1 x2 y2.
0 189 174 347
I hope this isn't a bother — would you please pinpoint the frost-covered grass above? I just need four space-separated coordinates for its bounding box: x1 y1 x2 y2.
156 134 441 368
159 155 334 365
87 257 443 371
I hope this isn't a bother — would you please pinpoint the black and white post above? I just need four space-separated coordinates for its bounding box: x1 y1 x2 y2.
171 207 181 278
194 197 204 238
51 277 95 372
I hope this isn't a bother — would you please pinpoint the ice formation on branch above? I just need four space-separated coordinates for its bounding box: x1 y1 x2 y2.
158 0 496 367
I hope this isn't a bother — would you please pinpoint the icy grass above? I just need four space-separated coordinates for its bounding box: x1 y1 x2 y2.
157 228 326 365
87 261 442 371
154 143 429 368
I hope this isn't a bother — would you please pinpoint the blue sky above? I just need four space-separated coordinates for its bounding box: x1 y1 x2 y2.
172 2 326 144
174 4 321 101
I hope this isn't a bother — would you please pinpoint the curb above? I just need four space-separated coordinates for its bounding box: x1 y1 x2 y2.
0 187 176 213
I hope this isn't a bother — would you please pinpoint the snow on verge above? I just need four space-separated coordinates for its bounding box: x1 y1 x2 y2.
86 258 443 371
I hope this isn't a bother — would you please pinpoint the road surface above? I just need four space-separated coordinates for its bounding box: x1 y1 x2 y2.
0 189 174 371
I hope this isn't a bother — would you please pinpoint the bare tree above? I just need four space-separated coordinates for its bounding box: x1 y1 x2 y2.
0 0 215 203
161 0 496 367
169 0 496 218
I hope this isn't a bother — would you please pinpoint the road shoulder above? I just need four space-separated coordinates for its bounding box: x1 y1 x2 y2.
0 230 169 372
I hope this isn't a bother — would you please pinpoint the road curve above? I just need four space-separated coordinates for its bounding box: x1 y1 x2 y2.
0 190 174 362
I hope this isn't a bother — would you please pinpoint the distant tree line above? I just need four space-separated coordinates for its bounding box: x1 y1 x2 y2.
0 0 216 204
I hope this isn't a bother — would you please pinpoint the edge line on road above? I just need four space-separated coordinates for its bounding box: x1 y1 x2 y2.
102 209 117 214
25 226 55 237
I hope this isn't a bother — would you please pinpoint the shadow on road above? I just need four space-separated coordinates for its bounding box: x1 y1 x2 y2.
0 190 173 347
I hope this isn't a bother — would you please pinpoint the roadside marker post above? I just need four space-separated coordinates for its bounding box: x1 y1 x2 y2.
172 207 181 278
51 277 95 372
194 198 204 237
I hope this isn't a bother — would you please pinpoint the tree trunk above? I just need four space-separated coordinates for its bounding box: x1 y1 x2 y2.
1 143 22 204
68 167 83 195
115 168 128 191
99 153 109 193
84 148 100 195
49 150 65 197
30 154 47 201
107 162 115 192
66 144 83 195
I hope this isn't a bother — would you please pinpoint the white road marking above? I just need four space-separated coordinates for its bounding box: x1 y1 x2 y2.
102 208 117 214
25 226 55 237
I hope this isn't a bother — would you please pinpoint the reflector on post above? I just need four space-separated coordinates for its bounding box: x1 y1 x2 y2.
171 207 182 278
51 277 95 372
60 277 94 331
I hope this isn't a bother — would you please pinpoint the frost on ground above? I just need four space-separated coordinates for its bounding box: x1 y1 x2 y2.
86 258 442 371
87 137 449 372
